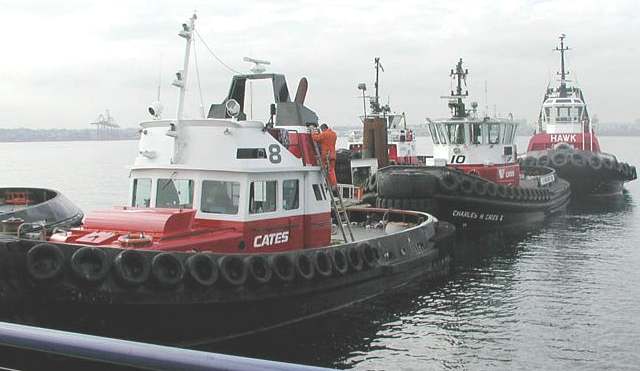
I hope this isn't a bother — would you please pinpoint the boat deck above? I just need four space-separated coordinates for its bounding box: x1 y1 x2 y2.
330 223 388 244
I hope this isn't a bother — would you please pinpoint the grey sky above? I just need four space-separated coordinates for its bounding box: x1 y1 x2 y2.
0 0 638 129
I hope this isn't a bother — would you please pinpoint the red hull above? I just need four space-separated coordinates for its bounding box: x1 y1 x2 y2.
527 132 601 152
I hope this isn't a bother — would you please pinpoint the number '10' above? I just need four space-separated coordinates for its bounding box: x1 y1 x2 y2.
450 155 466 164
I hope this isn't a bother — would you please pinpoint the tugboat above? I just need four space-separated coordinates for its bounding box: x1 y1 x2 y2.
336 58 418 204
525 35 636 197
0 15 454 343
0 188 83 235
375 59 572 229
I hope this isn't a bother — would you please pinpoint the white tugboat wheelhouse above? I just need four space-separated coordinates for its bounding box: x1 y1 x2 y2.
426 59 520 185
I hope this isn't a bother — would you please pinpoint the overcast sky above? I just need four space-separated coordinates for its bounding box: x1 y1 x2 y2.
0 0 638 129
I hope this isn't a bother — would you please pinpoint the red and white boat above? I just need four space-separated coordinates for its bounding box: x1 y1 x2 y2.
375 59 571 228
524 35 636 197
0 14 454 343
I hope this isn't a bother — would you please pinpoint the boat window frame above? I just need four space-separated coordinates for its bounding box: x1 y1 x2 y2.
435 123 449 144
427 123 440 144
488 123 501 144
282 179 299 211
132 178 152 208
446 123 466 144
469 123 483 144
156 178 194 209
200 180 241 215
249 180 278 214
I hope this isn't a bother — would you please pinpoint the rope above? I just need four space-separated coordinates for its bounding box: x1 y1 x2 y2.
195 29 241 74
192 37 205 118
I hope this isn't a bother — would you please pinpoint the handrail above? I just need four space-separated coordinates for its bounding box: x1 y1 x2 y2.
0 321 332 371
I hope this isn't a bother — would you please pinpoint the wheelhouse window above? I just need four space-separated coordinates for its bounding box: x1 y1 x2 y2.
436 124 448 144
428 123 440 144
544 107 551 121
488 124 501 144
249 180 277 214
132 178 151 208
446 123 465 144
504 123 516 144
312 184 325 201
470 123 482 144
156 178 194 208
201 180 240 214
282 179 299 210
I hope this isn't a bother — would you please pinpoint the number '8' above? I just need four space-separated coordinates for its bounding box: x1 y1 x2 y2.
268 144 281 163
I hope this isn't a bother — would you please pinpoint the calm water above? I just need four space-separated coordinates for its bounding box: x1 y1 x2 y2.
1 136 639 370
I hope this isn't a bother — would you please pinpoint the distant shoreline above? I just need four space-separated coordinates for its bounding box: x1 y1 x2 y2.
1 125 638 143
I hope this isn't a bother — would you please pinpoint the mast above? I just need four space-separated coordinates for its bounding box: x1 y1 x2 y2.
374 57 380 112
448 58 468 118
170 13 197 164
554 34 569 97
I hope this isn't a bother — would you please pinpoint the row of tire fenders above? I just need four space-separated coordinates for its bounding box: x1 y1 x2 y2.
523 150 637 180
24 241 389 289
438 171 559 202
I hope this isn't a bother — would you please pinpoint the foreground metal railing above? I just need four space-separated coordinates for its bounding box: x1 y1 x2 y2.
0 321 332 371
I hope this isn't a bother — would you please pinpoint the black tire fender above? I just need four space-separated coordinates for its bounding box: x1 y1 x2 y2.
114 249 151 287
294 253 315 280
70 246 111 284
439 173 459 194
602 157 614 170
570 152 587 168
459 178 474 195
26 243 65 281
505 186 515 200
331 248 349 275
473 180 488 197
244 255 272 284
551 151 568 167
151 252 185 287
185 253 218 287
218 255 248 286
269 254 296 282
313 250 333 277
588 154 602 170
358 242 379 269
346 245 364 271
486 182 498 198
496 184 508 199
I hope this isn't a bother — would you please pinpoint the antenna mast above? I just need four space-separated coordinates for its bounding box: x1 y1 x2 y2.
554 34 570 97
173 13 197 122
447 58 469 118
372 57 384 114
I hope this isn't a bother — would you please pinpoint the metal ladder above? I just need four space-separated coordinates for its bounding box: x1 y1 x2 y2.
313 142 355 242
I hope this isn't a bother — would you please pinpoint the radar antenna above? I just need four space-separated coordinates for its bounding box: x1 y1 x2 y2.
243 57 271 74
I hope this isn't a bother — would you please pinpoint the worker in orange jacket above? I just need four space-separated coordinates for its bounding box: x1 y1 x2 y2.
311 123 338 188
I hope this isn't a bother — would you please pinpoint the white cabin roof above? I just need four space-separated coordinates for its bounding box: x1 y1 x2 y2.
133 119 310 173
